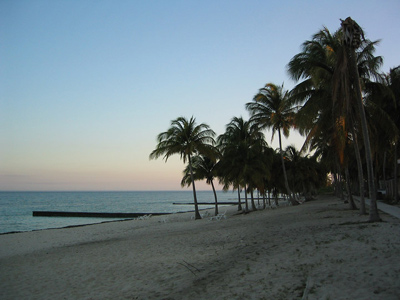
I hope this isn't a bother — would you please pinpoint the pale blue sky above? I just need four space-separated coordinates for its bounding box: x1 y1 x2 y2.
1 0 399 191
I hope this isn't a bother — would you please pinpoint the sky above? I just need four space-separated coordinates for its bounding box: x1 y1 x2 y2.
1 0 399 191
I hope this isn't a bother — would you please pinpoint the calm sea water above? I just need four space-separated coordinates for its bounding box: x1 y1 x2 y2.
0 191 239 234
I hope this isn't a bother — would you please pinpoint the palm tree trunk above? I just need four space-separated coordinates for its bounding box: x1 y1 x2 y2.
268 190 271 206
278 129 297 205
250 189 257 211
244 184 249 212
335 159 345 201
349 116 366 214
395 142 399 203
333 172 339 197
188 155 202 220
345 167 358 209
383 151 387 198
263 191 266 209
210 180 218 216
237 186 242 210
348 49 380 222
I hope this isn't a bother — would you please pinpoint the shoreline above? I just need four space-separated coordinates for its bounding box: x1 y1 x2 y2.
1 194 400 299
0 190 238 235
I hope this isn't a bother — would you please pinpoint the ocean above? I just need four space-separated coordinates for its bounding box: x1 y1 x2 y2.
0 191 240 234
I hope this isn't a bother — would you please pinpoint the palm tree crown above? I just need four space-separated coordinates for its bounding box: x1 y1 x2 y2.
246 83 295 141
246 83 297 204
149 116 216 163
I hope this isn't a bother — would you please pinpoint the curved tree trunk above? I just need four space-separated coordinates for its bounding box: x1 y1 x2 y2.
350 116 366 214
341 17 380 221
210 180 218 216
278 129 298 205
348 49 380 222
188 155 201 219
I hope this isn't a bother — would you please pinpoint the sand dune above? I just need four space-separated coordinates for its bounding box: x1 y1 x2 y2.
1 194 399 300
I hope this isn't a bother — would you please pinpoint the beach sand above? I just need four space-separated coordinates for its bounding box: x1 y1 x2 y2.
1 194 399 300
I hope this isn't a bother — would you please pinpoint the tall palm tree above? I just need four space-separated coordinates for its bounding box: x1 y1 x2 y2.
246 83 298 205
181 155 220 216
384 67 400 203
287 28 351 202
365 66 400 203
149 116 216 219
287 24 384 220
340 17 380 221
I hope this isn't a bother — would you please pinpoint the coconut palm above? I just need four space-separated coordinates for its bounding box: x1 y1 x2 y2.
385 67 400 203
285 145 306 200
287 23 384 220
311 130 345 197
284 144 327 201
364 66 400 202
339 17 380 221
287 28 354 202
181 155 220 216
149 116 216 219
245 142 272 211
217 116 269 211
246 83 298 205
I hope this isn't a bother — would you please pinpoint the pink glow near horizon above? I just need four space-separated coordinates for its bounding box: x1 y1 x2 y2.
1 1 399 191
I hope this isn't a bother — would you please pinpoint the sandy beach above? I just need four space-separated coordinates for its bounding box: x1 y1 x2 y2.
1 194 399 300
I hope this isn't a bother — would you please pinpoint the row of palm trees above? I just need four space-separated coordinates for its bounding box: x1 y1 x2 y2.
149 91 326 220
287 18 399 222
150 18 399 222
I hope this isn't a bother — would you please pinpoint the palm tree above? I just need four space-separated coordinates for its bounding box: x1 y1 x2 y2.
217 116 269 212
287 28 351 202
340 17 380 221
311 131 345 197
365 66 400 203
244 141 271 211
181 155 220 216
149 116 216 219
269 150 286 206
287 24 384 220
246 83 298 205
284 144 327 201
384 67 400 203
285 145 304 200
